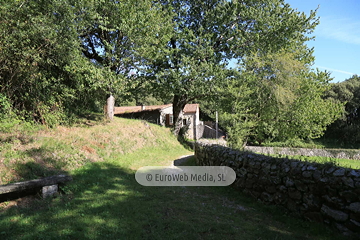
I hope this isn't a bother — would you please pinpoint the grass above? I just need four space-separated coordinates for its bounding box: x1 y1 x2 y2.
270 154 360 169
261 138 360 150
0 117 349 239
262 139 323 149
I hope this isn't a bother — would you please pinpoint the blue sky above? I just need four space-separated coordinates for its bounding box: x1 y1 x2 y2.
285 0 360 82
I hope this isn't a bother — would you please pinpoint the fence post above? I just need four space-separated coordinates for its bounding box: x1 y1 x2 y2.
216 111 218 139
106 95 115 121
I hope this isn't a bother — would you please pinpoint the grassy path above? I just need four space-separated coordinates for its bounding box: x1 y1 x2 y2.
0 155 346 239
0 118 348 239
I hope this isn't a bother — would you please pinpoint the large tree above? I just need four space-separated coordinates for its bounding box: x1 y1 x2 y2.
324 75 360 144
0 0 172 125
78 0 173 97
234 51 343 146
0 0 93 125
144 0 320 135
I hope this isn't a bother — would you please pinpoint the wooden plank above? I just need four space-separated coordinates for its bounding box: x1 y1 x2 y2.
0 175 72 194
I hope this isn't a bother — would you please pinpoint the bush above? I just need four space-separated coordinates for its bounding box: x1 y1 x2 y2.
0 94 21 133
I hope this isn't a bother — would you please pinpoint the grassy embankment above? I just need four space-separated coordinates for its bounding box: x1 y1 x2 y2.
0 116 348 239
269 154 360 169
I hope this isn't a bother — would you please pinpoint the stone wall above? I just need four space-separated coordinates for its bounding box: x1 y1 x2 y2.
245 146 360 160
195 140 360 236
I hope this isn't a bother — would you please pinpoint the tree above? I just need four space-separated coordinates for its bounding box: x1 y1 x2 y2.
78 0 173 97
248 51 343 143
201 71 255 149
0 0 91 125
0 0 172 125
208 50 344 148
324 75 360 144
145 0 319 135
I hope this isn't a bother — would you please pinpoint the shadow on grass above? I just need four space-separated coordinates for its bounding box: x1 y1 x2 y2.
173 155 196 166
8 147 70 183
176 134 195 152
0 134 35 145
0 160 346 240
1 157 70 203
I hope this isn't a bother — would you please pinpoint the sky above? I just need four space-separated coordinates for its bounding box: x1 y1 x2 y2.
285 0 360 82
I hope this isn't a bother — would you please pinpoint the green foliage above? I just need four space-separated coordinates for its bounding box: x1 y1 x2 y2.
0 0 345 142
142 0 320 135
0 93 24 133
324 75 360 144
0 0 172 126
214 50 344 145
202 73 255 149
0 1 94 124
78 0 173 100
246 51 343 142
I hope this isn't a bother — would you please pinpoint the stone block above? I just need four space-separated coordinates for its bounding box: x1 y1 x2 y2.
290 161 298 169
303 194 321 210
42 184 58 198
323 195 344 209
307 165 317 171
324 166 336 174
348 170 360 178
341 177 355 188
347 202 360 213
321 204 348 222
333 168 346 177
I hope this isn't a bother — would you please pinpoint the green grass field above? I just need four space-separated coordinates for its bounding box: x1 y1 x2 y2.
0 118 347 239
267 154 360 169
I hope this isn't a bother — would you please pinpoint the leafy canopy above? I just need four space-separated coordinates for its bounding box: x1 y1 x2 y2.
142 0 320 134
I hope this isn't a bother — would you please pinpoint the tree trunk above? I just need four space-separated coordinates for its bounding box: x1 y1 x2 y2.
172 95 187 136
0 175 72 194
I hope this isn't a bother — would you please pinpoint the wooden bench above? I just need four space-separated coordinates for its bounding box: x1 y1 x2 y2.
0 175 72 201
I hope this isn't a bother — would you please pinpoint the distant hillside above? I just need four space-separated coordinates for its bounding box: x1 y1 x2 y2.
0 117 192 185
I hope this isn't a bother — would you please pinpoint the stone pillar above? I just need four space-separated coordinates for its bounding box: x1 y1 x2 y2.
106 95 115 121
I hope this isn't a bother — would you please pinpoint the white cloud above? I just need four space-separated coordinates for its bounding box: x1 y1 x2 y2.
316 65 354 75
316 16 360 45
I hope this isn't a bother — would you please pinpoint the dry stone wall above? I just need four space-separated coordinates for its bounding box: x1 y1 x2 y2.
195 140 360 236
